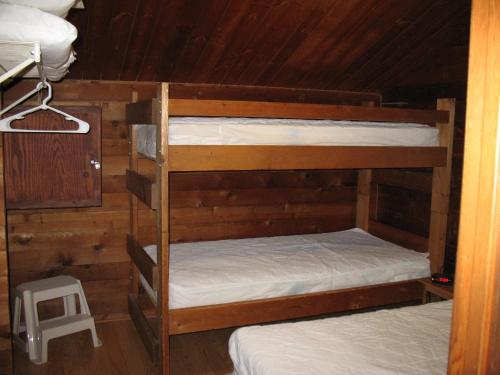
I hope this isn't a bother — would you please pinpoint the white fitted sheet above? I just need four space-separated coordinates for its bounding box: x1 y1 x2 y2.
139 228 430 309
134 118 438 159
229 300 453 375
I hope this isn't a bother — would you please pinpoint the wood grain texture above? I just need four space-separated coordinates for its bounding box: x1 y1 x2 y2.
4 81 157 323
168 83 380 105
127 235 158 290
168 146 447 171
368 220 428 253
128 294 159 365
3 107 102 209
127 96 448 124
169 280 422 334
13 319 235 375
448 0 500 373
428 99 455 273
12 320 158 375
169 99 448 123
65 1 469 93
0 133 12 374
126 170 157 209
356 170 372 230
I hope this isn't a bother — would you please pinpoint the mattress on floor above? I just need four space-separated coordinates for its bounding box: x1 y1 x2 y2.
229 300 453 375
139 228 430 309
134 118 439 159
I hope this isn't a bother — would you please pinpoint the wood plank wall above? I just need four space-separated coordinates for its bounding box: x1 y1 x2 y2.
2 80 358 322
0 135 12 374
3 80 156 321
136 170 357 246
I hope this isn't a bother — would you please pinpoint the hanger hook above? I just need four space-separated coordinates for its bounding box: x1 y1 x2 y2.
41 81 52 106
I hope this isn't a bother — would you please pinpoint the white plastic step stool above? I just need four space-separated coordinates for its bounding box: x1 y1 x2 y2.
12 275 102 364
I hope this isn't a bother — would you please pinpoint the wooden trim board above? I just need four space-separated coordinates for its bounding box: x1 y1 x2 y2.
169 280 422 335
126 169 157 209
169 99 448 124
126 98 448 125
128 294 159 365
448 0 500 372
167 146 447 171
126 235 158 290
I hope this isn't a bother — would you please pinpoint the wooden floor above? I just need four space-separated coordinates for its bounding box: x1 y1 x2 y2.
13 320 235 375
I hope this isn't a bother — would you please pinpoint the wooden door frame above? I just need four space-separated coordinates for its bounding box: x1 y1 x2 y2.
448 0 500 373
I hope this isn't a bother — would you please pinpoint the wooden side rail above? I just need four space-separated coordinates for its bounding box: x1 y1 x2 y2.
169 280 422 335
126 98 449 125
127 235 159 290
167 146 447 171
368 221 429 252
128 294 159 365
372 169 432 193
126 169 158 209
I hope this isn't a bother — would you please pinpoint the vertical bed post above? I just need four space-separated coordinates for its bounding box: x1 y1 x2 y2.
356 100 376 231
449 0 500 369
428 98 455 273
157 83 170 375
356 170 372 230
129 91 140 295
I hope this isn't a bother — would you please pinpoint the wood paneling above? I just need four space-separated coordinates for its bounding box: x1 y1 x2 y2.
3 107 102 210
0 133 12 374
4 80 157 323
133 169 357 245
448 0 500 372
66 1 470 93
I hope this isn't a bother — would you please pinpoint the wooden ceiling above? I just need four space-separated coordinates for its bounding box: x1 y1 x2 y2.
67 0 470 93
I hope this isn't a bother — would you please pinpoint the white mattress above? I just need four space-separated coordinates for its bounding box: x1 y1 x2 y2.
0 2 77 81
139 228 430 309
229 300 453 375
134 118 438 159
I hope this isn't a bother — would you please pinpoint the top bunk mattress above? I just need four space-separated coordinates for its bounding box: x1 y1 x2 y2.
229 300 453 375
134 118 439 159
141 228 430 309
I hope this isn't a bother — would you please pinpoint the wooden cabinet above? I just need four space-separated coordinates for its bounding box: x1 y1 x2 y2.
3 106 101 209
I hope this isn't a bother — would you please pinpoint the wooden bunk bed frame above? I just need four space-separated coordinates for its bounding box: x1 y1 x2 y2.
125 83 455 372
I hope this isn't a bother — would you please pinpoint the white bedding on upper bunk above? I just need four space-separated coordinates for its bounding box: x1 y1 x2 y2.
139 228 430 309
134 118 439 159
229 300 452 375
0 2 77 81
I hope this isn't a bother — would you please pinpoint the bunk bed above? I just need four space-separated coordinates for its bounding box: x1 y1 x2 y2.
229 300 453 375
125 83 455 371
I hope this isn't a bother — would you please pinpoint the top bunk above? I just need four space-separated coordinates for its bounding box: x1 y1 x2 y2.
126 83 454 171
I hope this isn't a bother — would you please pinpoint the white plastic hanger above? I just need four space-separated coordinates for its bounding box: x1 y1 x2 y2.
0 80 90 133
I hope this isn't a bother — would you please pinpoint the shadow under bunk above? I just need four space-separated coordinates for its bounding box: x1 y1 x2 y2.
124 83 455 370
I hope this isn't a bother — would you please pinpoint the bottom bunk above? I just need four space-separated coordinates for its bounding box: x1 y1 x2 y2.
128 228 430 338
229 300 452 375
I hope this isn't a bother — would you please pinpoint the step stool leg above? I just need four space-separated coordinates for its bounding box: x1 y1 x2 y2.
12 295 28 352
22 291 40 362
63 294 77 316
76 280 91 315
37 333 49 365
89 320 102 347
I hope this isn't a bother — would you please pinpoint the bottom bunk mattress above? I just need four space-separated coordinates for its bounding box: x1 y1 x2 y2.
139 228 430 309
229 300 453 375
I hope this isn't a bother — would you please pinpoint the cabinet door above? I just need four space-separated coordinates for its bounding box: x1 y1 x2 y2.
3 106 101 209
